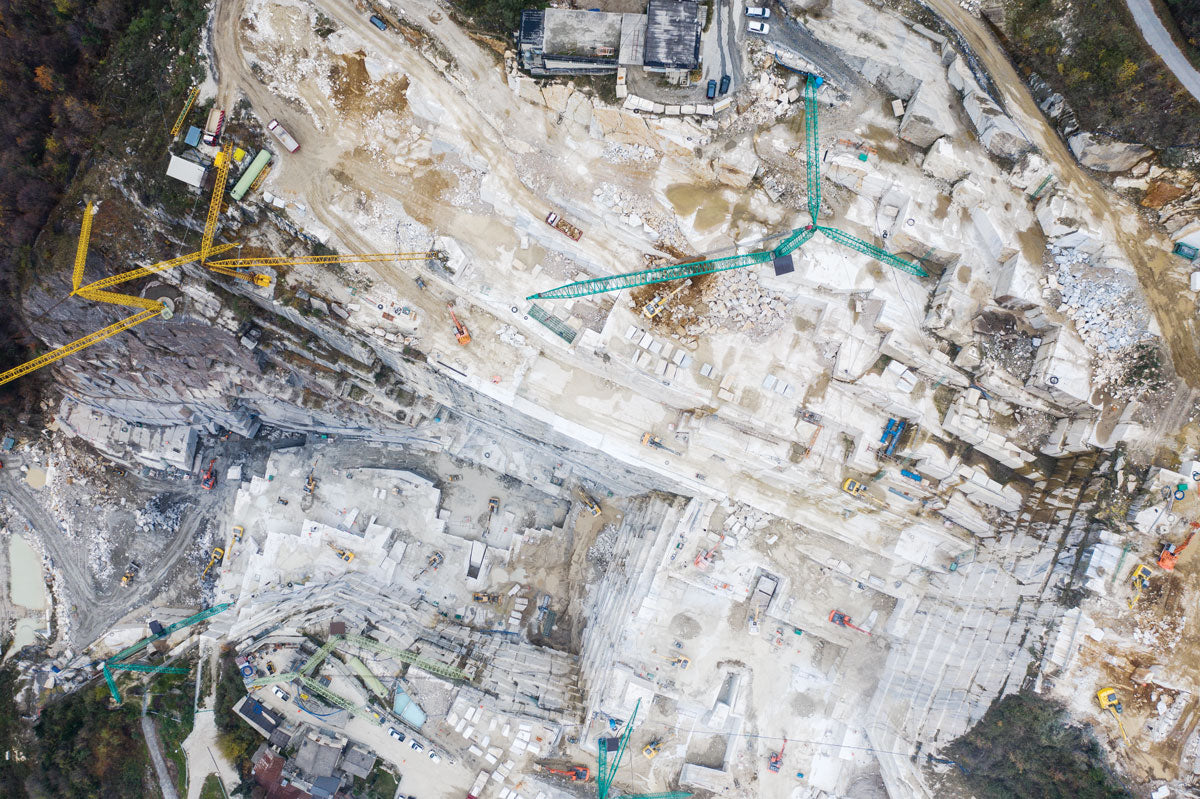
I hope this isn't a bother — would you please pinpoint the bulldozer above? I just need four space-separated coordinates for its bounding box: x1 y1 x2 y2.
1097 687 1129 745
1157 529 1195 571
472 592 500 604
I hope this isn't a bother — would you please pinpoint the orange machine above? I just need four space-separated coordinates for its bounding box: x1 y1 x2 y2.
448 303 471 345
1158 529 1195 571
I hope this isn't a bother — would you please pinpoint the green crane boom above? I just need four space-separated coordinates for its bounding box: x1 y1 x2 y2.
248 671 382 724
805 79 821 223
106 603 231 666
340 633 471 682
103 662 191 704
301 638 341 675
527 249 773 301
618 793 693 799
816 226 927 277
526 76 929 301
597 699 641 799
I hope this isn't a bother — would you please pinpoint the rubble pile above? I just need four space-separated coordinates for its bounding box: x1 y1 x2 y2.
683 270 791 341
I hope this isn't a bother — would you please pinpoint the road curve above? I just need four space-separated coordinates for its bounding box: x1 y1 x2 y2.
1125 0 1200 105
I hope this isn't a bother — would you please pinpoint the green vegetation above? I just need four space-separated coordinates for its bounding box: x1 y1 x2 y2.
214 651 261 778
27 683 153 798
0 664 31 799
354 764 400 799
946 691 1131 799
1000 0 1200 147
1163 0 1200 66
451 0 545 36
148 667 197 797
199 774 225 799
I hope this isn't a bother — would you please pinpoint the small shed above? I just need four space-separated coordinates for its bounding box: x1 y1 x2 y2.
166 154 207 188
183 126 202 147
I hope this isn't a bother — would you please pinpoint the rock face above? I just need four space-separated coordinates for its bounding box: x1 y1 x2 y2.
899 82 955 147
946 55 1028 160
921 137 970 183
1067 132 1152 172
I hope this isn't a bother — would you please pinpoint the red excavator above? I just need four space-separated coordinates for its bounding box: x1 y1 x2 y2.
1158 528 1195 571
543 765 589 781
448 303 471 346
829 609 870 635
200 458 217 490
768 738 787 772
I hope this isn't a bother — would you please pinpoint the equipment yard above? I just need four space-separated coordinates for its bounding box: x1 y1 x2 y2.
2 0 1200 797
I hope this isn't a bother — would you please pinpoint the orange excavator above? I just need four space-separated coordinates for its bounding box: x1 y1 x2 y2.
829 609 870 635
448 303 471 345
543 765 589 781
768 738 787 773
200 458 217 490
1158 528 1195 571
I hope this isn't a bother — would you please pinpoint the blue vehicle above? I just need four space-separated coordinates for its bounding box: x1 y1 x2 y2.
900 469 922 482
369 14 388 31
719 75 731 94
706 79 717 100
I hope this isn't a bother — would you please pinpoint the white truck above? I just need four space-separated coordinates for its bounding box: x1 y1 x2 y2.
267 119 300 153
202 108 226 145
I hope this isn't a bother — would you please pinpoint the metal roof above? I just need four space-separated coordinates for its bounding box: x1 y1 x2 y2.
643 0 701 70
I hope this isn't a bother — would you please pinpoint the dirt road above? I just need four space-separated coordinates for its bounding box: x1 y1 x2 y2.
0 469 236 649
922 0 1200 386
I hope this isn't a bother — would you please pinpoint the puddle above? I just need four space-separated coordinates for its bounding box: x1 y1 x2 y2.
666 184 730 232
8 618 41 653
10 535 47 610
25 466 46 488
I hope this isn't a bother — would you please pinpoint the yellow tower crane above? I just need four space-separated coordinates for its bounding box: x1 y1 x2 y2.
170 87 201 137
72 202 96 291
201 142 234 264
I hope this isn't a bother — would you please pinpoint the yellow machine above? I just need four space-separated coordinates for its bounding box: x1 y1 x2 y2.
576 488 601 517
120 561 140 586
1128 564 1152 608
472 592 500 604
642 279 691 320
642 739 662 759
842 478 868 496
328 543 355 563
201 547 225 580
1096 688 1129 745
232 525 244 543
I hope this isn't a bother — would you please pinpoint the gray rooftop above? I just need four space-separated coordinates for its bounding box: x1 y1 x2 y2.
543 8 623 58
644 0 701 70
338 744 376 779
295 734 341 778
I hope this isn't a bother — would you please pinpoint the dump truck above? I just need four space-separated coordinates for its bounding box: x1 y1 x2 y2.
202 108 226 145
545 211 583 241
267 119 300 153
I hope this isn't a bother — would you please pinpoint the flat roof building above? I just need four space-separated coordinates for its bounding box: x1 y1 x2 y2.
644 0 701 72
519 2 699 76
166 154 207 188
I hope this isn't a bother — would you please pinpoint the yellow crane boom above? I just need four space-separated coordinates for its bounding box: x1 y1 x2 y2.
206 264 272 287
0 307 162 386
72 202 96 291
201 142 234 262
170 87 200 137
75 242 238 294
207 252 443 269
75 287 164 312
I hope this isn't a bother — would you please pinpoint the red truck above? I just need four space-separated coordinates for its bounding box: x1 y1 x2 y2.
202 108 226 145
267 119 300 153
545 211 583 241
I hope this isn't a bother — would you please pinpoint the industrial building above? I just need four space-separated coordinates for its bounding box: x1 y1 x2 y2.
519 0 699 77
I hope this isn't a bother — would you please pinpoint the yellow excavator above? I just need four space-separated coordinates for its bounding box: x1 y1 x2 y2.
1128 563 1152 608
201 547 225 580
1097 688 1129 745
328 543 355 562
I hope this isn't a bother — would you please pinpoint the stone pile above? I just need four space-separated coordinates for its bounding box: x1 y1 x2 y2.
1049 246 1151 354
683 270 791 341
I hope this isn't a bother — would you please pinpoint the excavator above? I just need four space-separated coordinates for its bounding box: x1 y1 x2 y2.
1157 529 1195 571
448 303 471 345
200 458 217 490
120 561 140 587
328 543 355 563
768 738 787 773
1128 563 1152 608
641 432 681 456
543 765 589 781
575 487 601 517
201 547 225 580
829 610 870 635
415 551 444 578
1096 688 1129 745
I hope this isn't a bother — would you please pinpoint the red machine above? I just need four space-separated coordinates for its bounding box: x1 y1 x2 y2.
829 609 870 635
448 303 471 346
768 738 787 773
544 765 589 781
200 458 217 490
1158 529 1195 571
